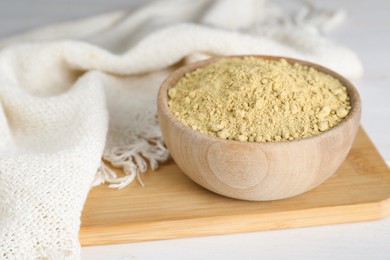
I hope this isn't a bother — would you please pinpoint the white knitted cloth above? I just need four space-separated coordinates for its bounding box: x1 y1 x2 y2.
0 0 362 259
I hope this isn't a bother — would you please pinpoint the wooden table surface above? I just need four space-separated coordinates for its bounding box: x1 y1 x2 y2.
1 0 389 259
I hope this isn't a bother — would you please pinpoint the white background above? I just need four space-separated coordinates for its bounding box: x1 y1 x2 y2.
0 0 389 259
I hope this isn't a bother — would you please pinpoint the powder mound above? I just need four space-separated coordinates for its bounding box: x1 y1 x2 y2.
168 57 351 142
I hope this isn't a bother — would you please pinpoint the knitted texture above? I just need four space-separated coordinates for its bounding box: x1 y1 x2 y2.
0 0 362 258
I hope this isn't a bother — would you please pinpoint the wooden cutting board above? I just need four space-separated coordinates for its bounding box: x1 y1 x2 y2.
79 127 390 246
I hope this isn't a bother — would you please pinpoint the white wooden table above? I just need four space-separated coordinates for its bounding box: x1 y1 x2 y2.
1 0 389 259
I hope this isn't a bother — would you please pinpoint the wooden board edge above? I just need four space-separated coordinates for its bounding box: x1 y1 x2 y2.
80 200 390 247
379 197 390 217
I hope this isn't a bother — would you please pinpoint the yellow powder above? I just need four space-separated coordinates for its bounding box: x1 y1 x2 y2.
168 57 351 142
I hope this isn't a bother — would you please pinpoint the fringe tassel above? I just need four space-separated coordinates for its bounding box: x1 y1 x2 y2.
93 136 169 189
244 0 346 36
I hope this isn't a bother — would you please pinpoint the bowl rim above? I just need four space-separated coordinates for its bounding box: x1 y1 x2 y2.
157 55 362 146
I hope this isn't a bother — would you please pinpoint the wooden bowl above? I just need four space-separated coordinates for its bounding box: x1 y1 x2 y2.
157 55 361 201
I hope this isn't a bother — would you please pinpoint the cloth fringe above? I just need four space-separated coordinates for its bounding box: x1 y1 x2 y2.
93 136 169 189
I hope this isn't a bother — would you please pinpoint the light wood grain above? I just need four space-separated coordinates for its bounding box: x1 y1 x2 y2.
157 55 362 201
80 127 390 246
